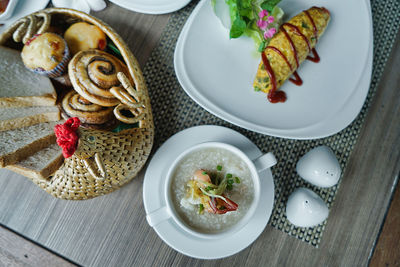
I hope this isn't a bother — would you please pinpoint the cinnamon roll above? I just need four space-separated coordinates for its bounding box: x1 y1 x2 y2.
68 50 132 107
61 91 115 128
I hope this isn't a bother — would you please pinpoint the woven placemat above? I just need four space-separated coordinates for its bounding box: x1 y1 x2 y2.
143 0 400 247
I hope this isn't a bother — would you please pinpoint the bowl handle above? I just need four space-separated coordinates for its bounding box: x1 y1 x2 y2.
253 152 277 173
146 206 171 227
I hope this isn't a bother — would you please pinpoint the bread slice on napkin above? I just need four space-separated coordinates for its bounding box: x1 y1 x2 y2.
0 121 59 167
6 143 63 180
0 106 60 132
0 46 57 108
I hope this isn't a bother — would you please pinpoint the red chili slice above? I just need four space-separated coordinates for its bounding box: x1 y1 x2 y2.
221 196 238 210
208 196 238 214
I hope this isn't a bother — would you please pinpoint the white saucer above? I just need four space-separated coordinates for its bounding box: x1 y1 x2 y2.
143 125 275 259
109 0 191 15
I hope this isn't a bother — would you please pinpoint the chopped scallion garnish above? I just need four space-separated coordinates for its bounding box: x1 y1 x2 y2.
198 204 204 214
217 165 222 171
235 177 240 183
226 173 232 178
202 171 207 175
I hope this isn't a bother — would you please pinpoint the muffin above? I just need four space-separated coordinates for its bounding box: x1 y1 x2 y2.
64 22 107 55
21 33 70 78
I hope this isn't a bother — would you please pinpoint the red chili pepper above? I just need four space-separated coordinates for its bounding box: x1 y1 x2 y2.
208 195 238 214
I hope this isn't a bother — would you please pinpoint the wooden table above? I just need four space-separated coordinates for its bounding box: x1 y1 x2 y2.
1 3 400 266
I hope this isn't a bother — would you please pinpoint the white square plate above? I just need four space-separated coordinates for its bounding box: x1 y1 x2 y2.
174 0 373 139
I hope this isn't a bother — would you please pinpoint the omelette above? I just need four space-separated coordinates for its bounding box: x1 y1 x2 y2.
253 7 331 103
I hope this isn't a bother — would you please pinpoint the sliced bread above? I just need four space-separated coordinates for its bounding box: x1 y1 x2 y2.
6 143 63 180
0 46 57 108
0 106 61 132
0 121 59 167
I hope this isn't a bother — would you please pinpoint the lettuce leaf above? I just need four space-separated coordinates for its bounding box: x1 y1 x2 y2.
230 17 247 38
261 0 282 12
212 0 284 52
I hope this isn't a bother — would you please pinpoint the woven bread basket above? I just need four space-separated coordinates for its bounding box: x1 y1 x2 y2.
0 8 154 200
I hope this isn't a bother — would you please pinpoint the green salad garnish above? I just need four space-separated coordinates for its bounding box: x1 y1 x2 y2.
211 0 284 52
198 203 204 214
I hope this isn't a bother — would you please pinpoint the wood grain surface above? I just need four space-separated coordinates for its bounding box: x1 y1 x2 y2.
0 3 400 267
370 177 400 266
0 225 75 267
93 4 170 67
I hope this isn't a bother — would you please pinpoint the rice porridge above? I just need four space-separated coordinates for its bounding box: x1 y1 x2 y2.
170 147 254 233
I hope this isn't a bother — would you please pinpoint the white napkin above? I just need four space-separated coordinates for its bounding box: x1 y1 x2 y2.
52 0 106 13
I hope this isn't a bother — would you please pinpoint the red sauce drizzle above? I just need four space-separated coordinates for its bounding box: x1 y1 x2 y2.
280 26 299 68
304 10 318 41
266 46 293 70
303 10 320 62
261 8 326 103
307 48 320 62
283 22 321 66
290 71 303 85
261 52 286 103
284 23 311 51
266 46 303 85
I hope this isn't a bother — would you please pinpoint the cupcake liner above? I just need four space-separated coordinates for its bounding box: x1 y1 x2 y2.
33 40 71 78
